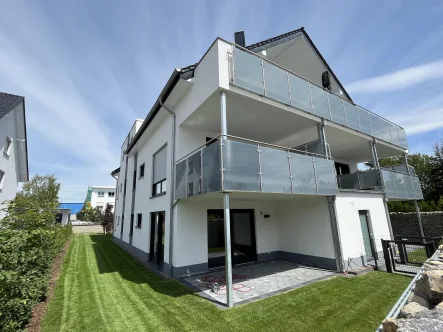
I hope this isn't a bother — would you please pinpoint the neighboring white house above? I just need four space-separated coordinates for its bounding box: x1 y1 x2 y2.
88 185 116 212
56 208 71 225
0 92 29 219
111 28 423 307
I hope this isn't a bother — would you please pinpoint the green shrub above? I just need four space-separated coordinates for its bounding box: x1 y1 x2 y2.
0 226 72 331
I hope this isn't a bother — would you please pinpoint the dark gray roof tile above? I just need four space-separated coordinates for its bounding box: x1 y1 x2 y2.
0 92 24 119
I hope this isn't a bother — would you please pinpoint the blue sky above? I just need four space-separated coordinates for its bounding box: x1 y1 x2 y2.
1 0 443 202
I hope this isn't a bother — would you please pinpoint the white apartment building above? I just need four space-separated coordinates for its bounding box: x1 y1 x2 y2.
88 185 116 212
111 28 423 307
0 92 29 219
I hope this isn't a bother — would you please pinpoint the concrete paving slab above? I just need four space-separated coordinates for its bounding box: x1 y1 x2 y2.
183 260 335 306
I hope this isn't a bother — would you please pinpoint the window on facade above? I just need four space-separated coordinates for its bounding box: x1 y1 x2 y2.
0 170 4 189
108 192 115 197
139 163 145 178
117 216 120 225
120 183 122 192
98 191 105 197
96 204 104 210
3 137 12 155
152 145 167 196
136 213 142 228
130 214 134 235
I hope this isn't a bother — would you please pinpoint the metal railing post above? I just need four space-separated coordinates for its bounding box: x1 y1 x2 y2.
404 153 425 237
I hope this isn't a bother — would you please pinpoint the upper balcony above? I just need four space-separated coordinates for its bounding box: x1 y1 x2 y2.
229 46 408 150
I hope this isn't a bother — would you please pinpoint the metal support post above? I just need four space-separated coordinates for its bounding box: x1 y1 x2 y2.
404 153 425 238
327 196 344 272
220 91 233 308
372 140 394 239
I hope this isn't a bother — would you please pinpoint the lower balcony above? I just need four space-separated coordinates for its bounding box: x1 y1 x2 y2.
337 170 383 192
336 166 423 200
381 167 423 200
175 136 338 199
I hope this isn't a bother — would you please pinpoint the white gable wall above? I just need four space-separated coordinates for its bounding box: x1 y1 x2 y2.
0 105 20 219
255 34 349 100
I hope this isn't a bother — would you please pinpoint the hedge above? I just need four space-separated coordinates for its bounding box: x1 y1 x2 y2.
0 224 72 331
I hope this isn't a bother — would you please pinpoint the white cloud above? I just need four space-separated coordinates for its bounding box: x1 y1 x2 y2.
347 59 443 94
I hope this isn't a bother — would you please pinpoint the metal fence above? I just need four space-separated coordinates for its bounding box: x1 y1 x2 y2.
378 238 438 275
231 45 408 149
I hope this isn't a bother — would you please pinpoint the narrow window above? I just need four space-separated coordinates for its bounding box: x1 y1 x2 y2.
152 145 167 196
3 137 12 155
136 213 142 228
130 214 134 235
139 163 145 178
0 170 5 189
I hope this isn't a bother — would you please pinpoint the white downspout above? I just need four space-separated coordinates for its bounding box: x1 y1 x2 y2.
159 100 176 278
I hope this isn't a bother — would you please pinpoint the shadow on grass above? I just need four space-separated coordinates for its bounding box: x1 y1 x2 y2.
89 234 191 299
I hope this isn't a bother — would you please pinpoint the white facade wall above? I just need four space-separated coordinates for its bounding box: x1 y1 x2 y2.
0 104 20 219
335 192 390 263
173 198 280 269
275 197 335 260
130 116 172 260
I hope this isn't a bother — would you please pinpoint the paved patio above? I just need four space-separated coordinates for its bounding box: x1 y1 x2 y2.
183 260 335 306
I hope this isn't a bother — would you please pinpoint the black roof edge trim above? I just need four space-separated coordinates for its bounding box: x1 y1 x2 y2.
125 69 182 154
111 167 120 176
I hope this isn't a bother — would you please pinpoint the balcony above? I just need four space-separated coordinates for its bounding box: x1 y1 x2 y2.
230 46 408 150
381 167 423 200
175 136 337 200
338 170 383 191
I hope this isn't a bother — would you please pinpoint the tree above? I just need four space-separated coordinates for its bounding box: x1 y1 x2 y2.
102 204 114 234
432 140 443 201
76 202 104 223
1 174 61 229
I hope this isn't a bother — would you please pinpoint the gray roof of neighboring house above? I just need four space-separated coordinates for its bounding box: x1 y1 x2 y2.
0 92 24 119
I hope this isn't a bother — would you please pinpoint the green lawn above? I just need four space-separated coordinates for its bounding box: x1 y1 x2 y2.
407 247 428 264
42 235 411 332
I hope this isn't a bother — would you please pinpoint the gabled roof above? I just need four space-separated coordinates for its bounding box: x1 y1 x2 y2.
246 27 353 102
0 92 24 119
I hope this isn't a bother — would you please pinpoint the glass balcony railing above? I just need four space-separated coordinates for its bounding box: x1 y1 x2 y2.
338 170 383 191
230 46 408 150
382 168 423 200
175 136 337 199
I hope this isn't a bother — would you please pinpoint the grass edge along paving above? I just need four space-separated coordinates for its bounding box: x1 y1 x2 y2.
41 235 411 332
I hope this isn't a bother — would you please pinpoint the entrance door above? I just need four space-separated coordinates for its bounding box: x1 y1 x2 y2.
231 210 257 265
150 212 165 265
359 211 374 263
207 209 257 268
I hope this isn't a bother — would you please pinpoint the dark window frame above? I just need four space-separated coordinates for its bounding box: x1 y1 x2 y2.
151 144 167 198
136 213 142 228
139 163 145 179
